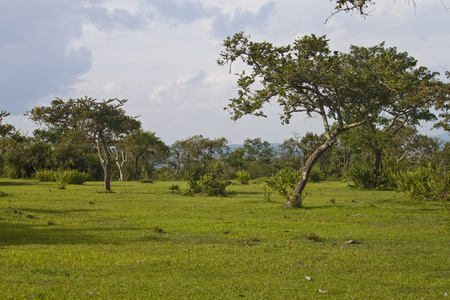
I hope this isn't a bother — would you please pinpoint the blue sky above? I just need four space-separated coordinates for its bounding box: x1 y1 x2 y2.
1 0 449 143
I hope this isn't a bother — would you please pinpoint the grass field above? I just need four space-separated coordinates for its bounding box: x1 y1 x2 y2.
0 179 449 299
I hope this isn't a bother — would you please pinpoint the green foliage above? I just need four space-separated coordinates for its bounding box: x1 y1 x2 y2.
35 169 88 185
347 164 375 189
394 163 449 205
169 184 180 192
27 97 141 191
56 173 67 189
197 174 231 196
265 168 299 200
171 135 229 180
309 167 324 182
185 163 231 196
346 164 390 189
235 170 251 184
35 170 57 182
61 170 88 185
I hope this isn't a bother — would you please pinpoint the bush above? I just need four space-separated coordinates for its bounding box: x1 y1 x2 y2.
236 170 251 184
35 170 58 182
346 164 374 188
62 169 88 184
309 167 324 182
185 178 202 195
394 163 449 205
184 163 231 196
35 169 88 185
266 168 299 200
346 164 393 189
198 174 231 196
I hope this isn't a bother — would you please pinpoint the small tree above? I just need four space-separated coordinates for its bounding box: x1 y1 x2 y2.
117 130 169 181
171 135 229 179
28 97 141 191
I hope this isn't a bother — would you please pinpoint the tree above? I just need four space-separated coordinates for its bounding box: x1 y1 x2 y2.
219 33 447 207
171 135 229 179
27 97 141 191
277 136 303 170
434 71 450 132
242 138 275 177
225 146 246 173
0 111 15 137
118 130 169 180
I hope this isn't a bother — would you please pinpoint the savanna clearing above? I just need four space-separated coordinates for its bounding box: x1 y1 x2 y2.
0 179 449 299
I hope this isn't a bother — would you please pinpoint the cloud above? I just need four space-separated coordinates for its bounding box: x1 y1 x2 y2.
145 0 218 24
84 6 148 31
211 1 276 38
0 1 93 114
148 71 207 109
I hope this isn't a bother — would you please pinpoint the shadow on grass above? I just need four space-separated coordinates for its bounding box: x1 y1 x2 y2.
0 222 140 246
19 208 94 215
0 181 34 186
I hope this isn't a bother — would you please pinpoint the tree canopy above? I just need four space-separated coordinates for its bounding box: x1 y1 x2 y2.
27 97 141 191
219 32 448 207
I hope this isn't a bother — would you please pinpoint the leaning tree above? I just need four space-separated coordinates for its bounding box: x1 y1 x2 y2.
28 97 141 191
218 32 448 207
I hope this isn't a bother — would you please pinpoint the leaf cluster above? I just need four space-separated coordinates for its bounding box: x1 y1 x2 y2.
27 97 141 146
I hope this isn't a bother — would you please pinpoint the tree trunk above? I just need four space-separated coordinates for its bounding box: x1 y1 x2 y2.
103 162 111 191
133 158 139 180
371 148 383 188
116 161 124 181
285 139 336 208
96 140 112 191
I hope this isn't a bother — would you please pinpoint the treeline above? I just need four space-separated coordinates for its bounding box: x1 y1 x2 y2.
1 110 448 194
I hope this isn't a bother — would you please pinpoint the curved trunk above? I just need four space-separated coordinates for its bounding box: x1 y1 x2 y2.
285 138 336 208
116 161 124 181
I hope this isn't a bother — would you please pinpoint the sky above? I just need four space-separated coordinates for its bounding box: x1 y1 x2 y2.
1 0 450 144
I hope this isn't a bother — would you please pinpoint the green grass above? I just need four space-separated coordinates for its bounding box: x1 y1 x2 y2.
0 179 449 299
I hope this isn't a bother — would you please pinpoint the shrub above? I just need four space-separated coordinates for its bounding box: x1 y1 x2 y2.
62 169 88 184
56 172 67 189
394 163 449 205
184 163 231 196
309 167 324 182
36 169 88 185
236 170 251 184
35 170 58 182
169 184 180 193
266 168 299 200
169 184 180 191
347 164 392 189
346 164 374 188
184 178 202 195
197 174 231 196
